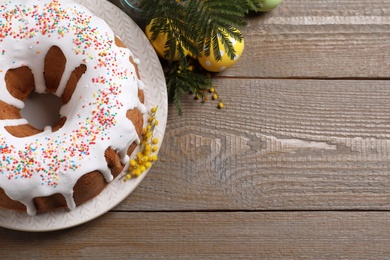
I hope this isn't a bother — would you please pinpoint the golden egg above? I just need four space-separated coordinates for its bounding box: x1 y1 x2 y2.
198 29 244 72
145 19 188 61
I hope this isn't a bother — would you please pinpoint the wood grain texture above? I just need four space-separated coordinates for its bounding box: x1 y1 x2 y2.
222 0 390 78
115 78 390 211
2 212 390 259
2 0 390 259
113 0 390 78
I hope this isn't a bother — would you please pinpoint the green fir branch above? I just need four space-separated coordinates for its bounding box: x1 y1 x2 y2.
141 0 246 62
244 0 263 12
139 0 252 114
166 62 213 115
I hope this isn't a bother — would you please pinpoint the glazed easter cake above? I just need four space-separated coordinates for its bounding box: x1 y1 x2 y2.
0 0 147 215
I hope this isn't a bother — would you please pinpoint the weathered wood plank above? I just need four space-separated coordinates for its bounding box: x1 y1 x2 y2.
222 0 390 78
1 212 390 259
116 78 390 211
110 0 390 79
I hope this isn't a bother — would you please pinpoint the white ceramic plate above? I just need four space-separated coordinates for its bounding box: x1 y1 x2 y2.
0 0 167 232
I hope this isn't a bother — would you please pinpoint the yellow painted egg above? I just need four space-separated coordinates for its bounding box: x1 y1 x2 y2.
198 30 244 72
145 19 188 61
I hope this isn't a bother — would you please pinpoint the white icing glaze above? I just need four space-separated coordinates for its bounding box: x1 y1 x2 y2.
0 0 146 215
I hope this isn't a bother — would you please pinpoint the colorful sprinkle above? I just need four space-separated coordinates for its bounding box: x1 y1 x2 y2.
0 0 141 189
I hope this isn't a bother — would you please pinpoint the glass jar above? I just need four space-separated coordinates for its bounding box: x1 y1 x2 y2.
119 0 146 26
120 0 141 11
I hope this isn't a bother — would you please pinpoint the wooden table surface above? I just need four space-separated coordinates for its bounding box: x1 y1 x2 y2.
2 0 390 258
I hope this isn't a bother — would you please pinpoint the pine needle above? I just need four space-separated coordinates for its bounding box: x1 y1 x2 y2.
139 0 254 114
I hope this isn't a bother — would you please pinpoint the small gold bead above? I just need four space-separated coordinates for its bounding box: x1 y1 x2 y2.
133 169 141 176
130 159 137 166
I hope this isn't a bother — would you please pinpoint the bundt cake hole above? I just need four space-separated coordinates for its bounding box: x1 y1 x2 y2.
4 60 68 136
20 92 65 131
5 93 66 137
18 46 87 132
